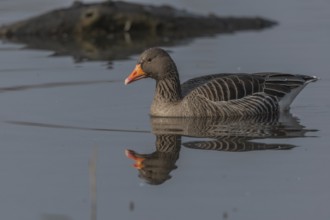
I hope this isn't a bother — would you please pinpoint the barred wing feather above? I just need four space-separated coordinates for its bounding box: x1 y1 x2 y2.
182 72 317 113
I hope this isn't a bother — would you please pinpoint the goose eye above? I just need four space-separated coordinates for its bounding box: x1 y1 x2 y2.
147 58 152 63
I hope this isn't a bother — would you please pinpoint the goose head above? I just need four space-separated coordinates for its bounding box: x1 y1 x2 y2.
125 47 177 85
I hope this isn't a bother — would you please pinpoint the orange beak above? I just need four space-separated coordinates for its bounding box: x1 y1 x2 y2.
125 149 145 169
124 64 147 85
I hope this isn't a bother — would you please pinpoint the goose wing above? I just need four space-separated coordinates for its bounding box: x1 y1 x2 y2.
182 72 317 102
181 73 265 101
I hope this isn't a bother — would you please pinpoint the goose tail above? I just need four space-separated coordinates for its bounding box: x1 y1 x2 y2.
278 74 318 111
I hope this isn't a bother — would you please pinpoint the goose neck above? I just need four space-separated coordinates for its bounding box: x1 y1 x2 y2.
155 75 182 103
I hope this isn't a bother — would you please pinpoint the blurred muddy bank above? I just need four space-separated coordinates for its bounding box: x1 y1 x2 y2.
0 1 276 61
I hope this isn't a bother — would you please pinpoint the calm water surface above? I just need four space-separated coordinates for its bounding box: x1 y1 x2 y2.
0 0 329 220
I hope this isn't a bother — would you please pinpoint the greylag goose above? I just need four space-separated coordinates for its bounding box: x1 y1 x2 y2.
125 47 317 117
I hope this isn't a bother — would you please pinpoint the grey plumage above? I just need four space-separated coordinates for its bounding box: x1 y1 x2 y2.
183 138 295 152
125 47 317 117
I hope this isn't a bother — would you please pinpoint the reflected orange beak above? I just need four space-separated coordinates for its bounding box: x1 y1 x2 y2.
125 149 145 169
124 64 147 85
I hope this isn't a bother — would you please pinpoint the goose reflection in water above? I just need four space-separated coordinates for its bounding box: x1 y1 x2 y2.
125 112 317 185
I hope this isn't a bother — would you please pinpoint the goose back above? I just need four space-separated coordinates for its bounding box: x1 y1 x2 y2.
181 73 264 101
181 72 317 114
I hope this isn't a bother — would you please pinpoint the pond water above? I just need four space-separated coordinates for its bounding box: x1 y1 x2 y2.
0 0 329 220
